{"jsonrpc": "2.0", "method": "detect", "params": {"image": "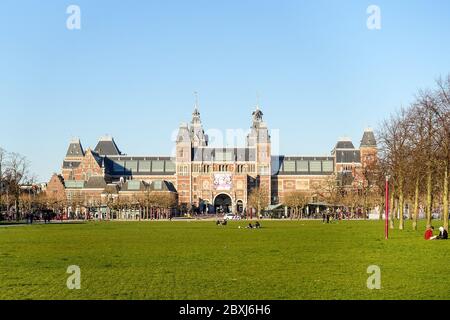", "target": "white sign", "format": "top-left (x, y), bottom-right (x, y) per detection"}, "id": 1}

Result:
top-left (213, 174), bottom-right (232, 191)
